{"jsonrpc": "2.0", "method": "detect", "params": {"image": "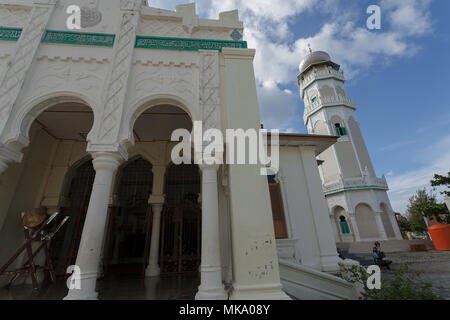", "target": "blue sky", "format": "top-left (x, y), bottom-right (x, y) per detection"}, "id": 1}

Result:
top-left (147, 0), bottom-right (450, 213)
